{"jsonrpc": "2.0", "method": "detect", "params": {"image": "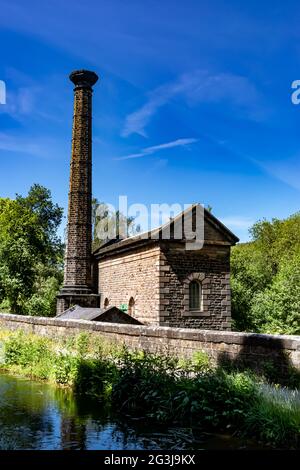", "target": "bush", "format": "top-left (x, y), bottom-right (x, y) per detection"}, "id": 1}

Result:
top-left (74, 359), bottom-right (118, 400)
top-left (251, 256), bottom-right (300, 335)
top-left (23, 276), bottom-right (61, 317)
top-left (112, 351), bottom-right (258, 429)
top-left (4, 331), bottom-right (50, 368)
